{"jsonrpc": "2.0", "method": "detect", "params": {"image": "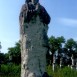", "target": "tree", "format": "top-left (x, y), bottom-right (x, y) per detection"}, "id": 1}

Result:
top-left (56, 36), bottom-right (65, 64)
top-left (64, 38), bottom-right (77, 57)
top-left (4, 53), bottom-right (9, 64)
top-left (48, 36), bottom-right (65, 64)
top-left (56, 36), bottom-right (65, 49)
top-left (8, 41), bottom-right (21, 64)
top-left (0, 53), bottom-right (5, 71)
top-left (0, 53), bottom-right (5, 64)
top-left (49, 36), bottom-right (65, 53)
top-left (64, 38), bottom-right (77, 65)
